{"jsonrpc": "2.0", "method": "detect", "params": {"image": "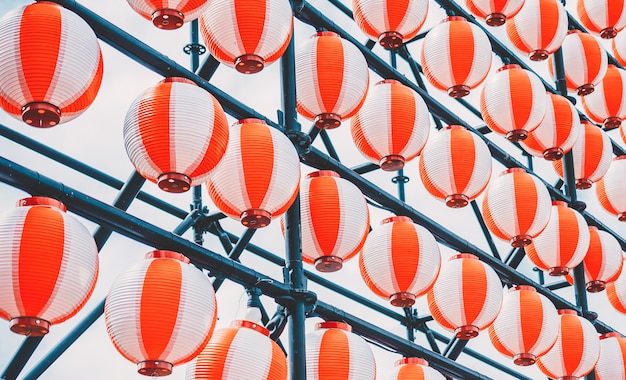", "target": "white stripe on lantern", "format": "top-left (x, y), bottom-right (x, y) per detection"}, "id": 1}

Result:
top-left (221, 327), bottom-right (274, 379)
